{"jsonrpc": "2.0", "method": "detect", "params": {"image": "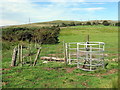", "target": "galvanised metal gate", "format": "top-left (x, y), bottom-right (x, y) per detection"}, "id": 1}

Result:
top-left (65, 42), bottom-right (105, 71)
